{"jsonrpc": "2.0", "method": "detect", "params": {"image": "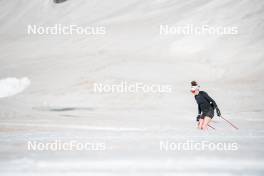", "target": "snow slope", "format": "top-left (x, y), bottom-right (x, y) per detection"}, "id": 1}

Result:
top-left (0, 0), bottom-right (264, 175)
